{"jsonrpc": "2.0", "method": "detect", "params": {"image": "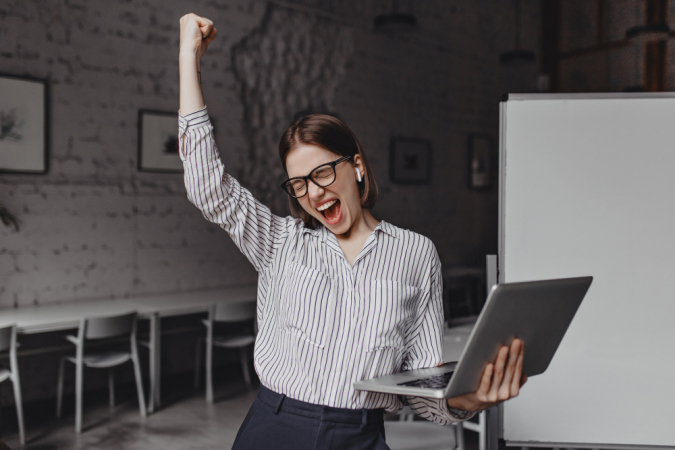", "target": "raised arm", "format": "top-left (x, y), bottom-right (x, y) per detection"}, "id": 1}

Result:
top-left (178, 14), bottom-right (293, 273)
top-left (179, 13), bottom-right (214, 117)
